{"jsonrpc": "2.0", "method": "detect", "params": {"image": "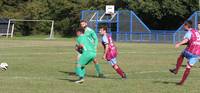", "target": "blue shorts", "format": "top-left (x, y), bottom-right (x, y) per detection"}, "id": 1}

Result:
top-left (108, 58), bottom-right (117, 66)
top-left (182, 50), bottom-right (200, 65)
